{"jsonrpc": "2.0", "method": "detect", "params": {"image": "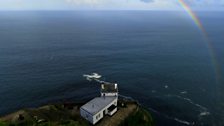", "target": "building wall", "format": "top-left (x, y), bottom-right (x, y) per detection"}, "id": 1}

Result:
top-left (92, 98), bottom-right (118, 124)
top-left (81, 98), bottom-right (118, 125)
top-left (108, 107), bottom-right (117, 116)
top-left (80, 108), bottom-right (94, 124)
top-left (101, 93), bottom-right (118, 97)
top-left (80, 98), bottom-right (117, 125)
top-left (92, 111), bottom-right (103, 125)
